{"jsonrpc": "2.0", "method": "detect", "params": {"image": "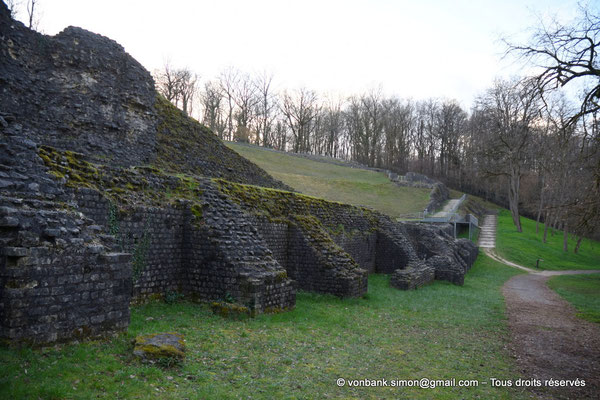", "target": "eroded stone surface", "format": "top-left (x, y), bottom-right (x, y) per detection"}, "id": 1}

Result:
top-left (402, 223), bottom-right (479, 285)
